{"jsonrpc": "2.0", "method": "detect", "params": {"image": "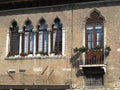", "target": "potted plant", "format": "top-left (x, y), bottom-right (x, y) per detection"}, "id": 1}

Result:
top-left (74, 47), bottom-right (79, 53)
top-left (74, 46), bottom-right (88, 53)
top-left (105, 46), bottom-right (111, 52)
top-left (105, 46), bottom-right (111, 56)
top-left (79, 46), bottom-right (88, 53)
top-left (94, 45), bottom-right (103, 51)
top-left (20, 52), bottom-right (27, 57)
